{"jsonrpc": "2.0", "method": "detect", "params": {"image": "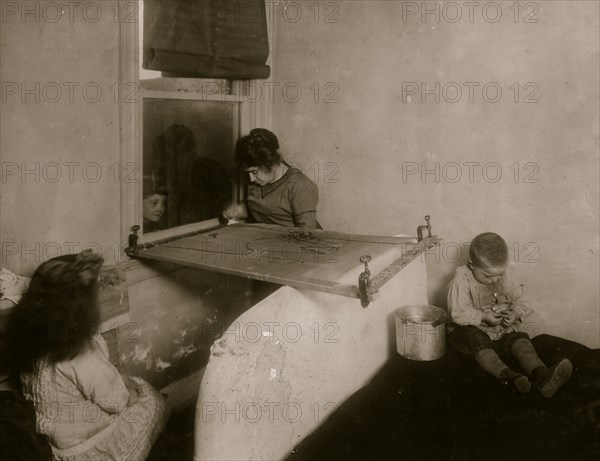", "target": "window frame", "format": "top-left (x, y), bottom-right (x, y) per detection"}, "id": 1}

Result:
top-left (118, 6), bottom-right (272, 259)
top-left (137, 85), bottom-right (246, 242)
